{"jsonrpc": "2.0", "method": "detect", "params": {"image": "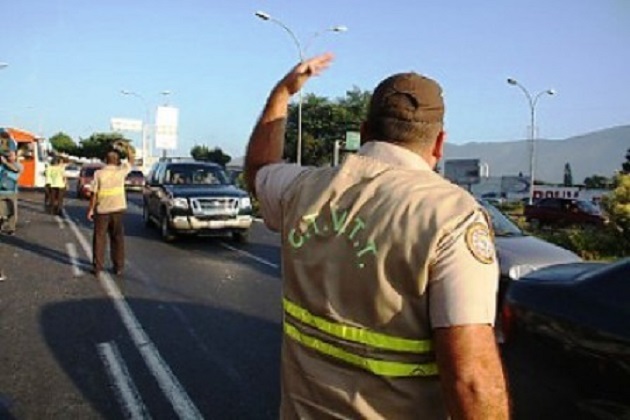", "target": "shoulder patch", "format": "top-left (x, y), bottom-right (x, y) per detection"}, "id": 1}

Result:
top-left (465, 222), bottom-right (495, 264)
